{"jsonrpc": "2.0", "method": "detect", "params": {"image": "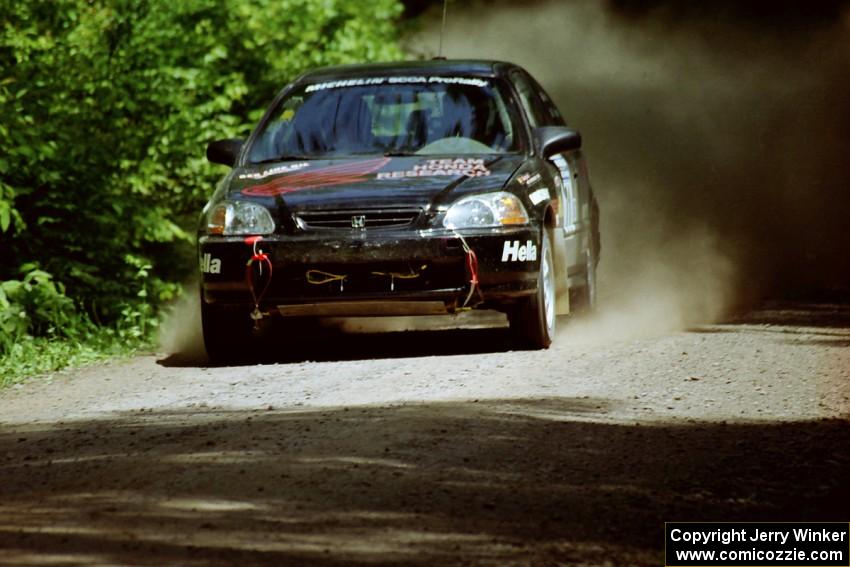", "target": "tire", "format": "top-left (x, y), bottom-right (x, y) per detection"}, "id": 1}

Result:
top-left (569, 237), bottom-right (598, 314)
top-left (201, 300), bottom-right (256, 364)
top-left (509, 229), bottom-right (556, 349)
